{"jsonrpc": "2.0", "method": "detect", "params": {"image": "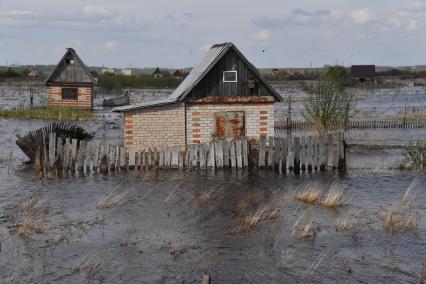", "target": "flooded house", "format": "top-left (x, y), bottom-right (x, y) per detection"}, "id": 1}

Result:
top-left (45, 48), bottom-right (97, 109)
top-left (351, 65), bottom-right (376, 83)
top-left (113, 42), bottom-right (282, 149)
